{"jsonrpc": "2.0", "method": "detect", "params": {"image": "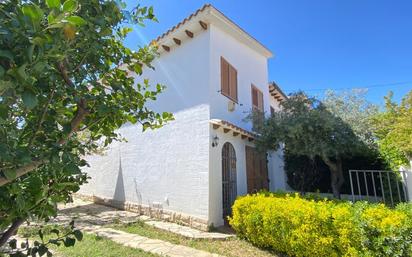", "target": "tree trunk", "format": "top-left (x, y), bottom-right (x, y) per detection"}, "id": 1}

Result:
top-left (323, 156), bottom-right (345, 199)
top-left (0, 218), bottom-right (24, 248)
